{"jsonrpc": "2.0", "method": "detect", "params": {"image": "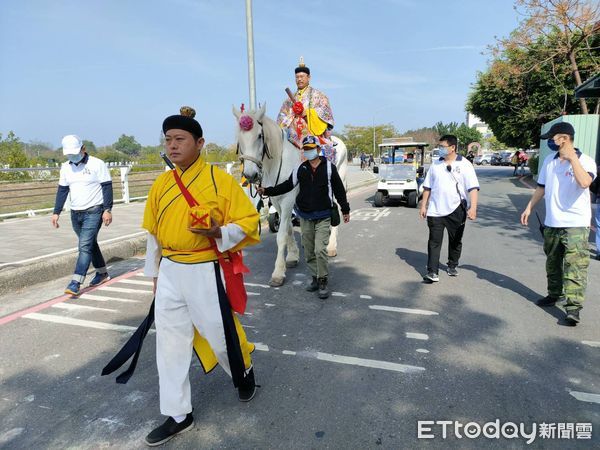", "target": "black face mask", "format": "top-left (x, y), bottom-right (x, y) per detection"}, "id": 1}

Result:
top-left (547, 139), bottom-right (560, 151)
